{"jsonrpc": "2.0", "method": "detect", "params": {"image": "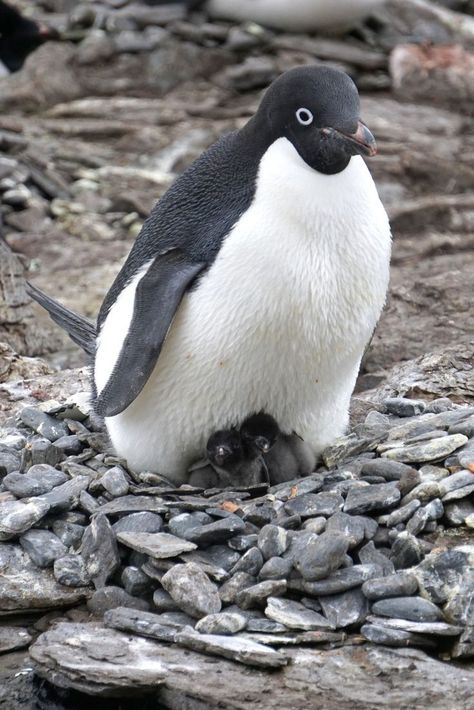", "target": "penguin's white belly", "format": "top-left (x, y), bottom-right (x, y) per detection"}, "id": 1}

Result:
top-left (207, 0), bottom-right (386, 33)
top-left (96, 140), bottom-right (391, 482)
